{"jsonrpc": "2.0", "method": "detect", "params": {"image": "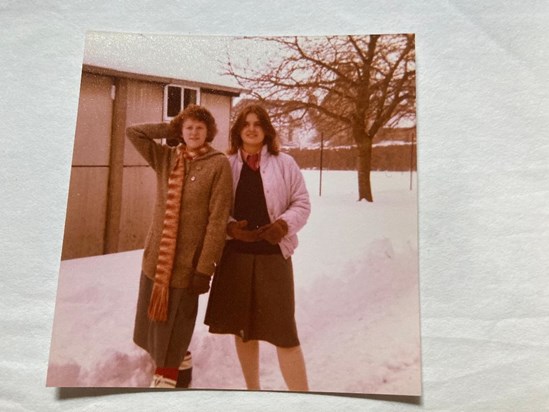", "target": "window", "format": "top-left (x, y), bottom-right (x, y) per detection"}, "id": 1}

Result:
top-left (163, 85), bottom-right (200, 120)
